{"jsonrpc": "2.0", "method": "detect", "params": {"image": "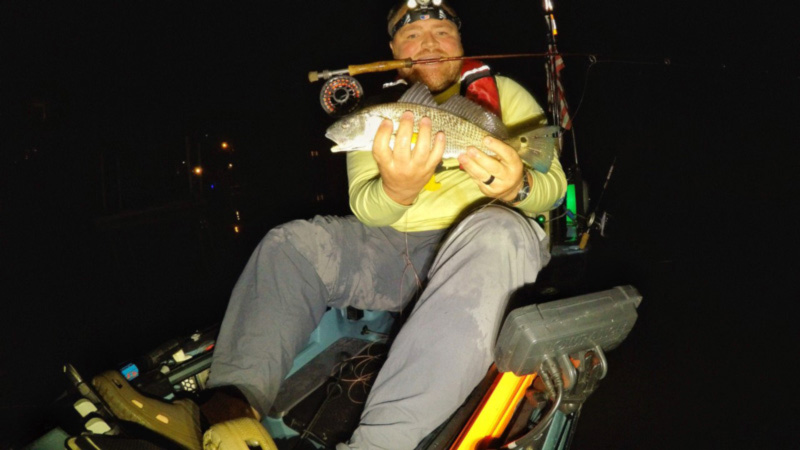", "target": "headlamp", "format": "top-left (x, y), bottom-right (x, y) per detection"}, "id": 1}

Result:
top-left (388, 0), bottom-right (461, 38)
